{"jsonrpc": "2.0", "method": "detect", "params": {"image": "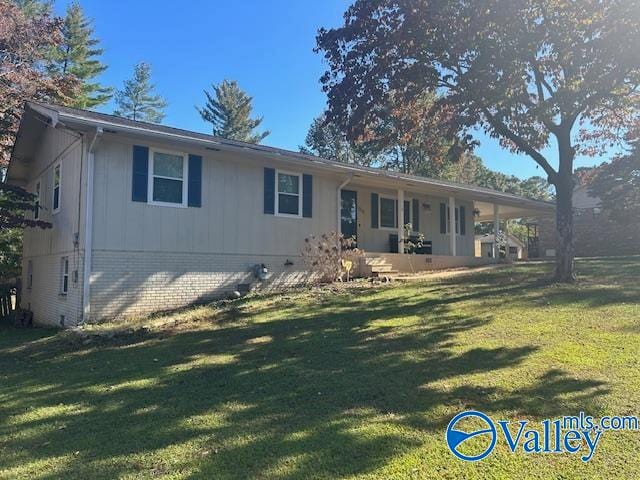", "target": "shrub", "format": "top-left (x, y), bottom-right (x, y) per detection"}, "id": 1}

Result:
top-left (301, 232), bottom-right (365, 283)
